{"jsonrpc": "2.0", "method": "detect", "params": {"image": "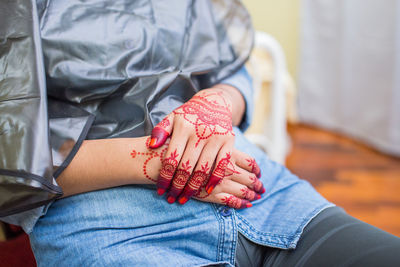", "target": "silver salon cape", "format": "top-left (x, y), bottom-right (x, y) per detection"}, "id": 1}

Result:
top-left (0, 0), bottom-right (252, 218)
